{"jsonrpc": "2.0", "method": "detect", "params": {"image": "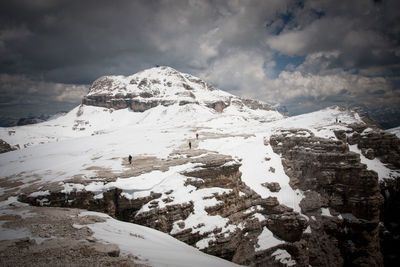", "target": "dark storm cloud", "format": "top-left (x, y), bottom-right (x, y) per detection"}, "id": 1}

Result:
top-left (0, 73), bottom-right (87, 105)
top-left (0, 0), bottom-right (166, 83)
top-left (0, 73), bottom-right (87, 119)
top-left (0, 0), bottom-right (296, 82)
top-left (1, 0), bottom-right (399, 79)
top-left (267, 0), bottom-right (400, 75)
top-left (0, 0), bottom-right (399, 126)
